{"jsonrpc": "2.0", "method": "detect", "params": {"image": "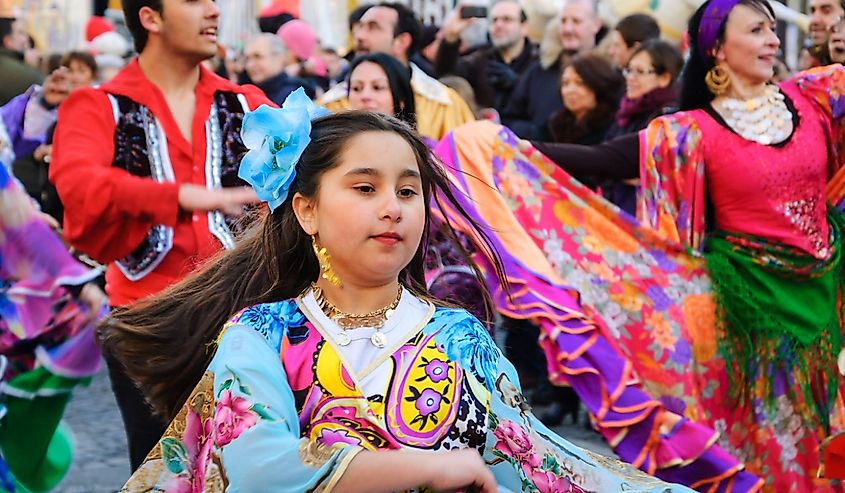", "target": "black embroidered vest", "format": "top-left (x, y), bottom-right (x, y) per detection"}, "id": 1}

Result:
top-left (108, 91), bottom-right (249, 281)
